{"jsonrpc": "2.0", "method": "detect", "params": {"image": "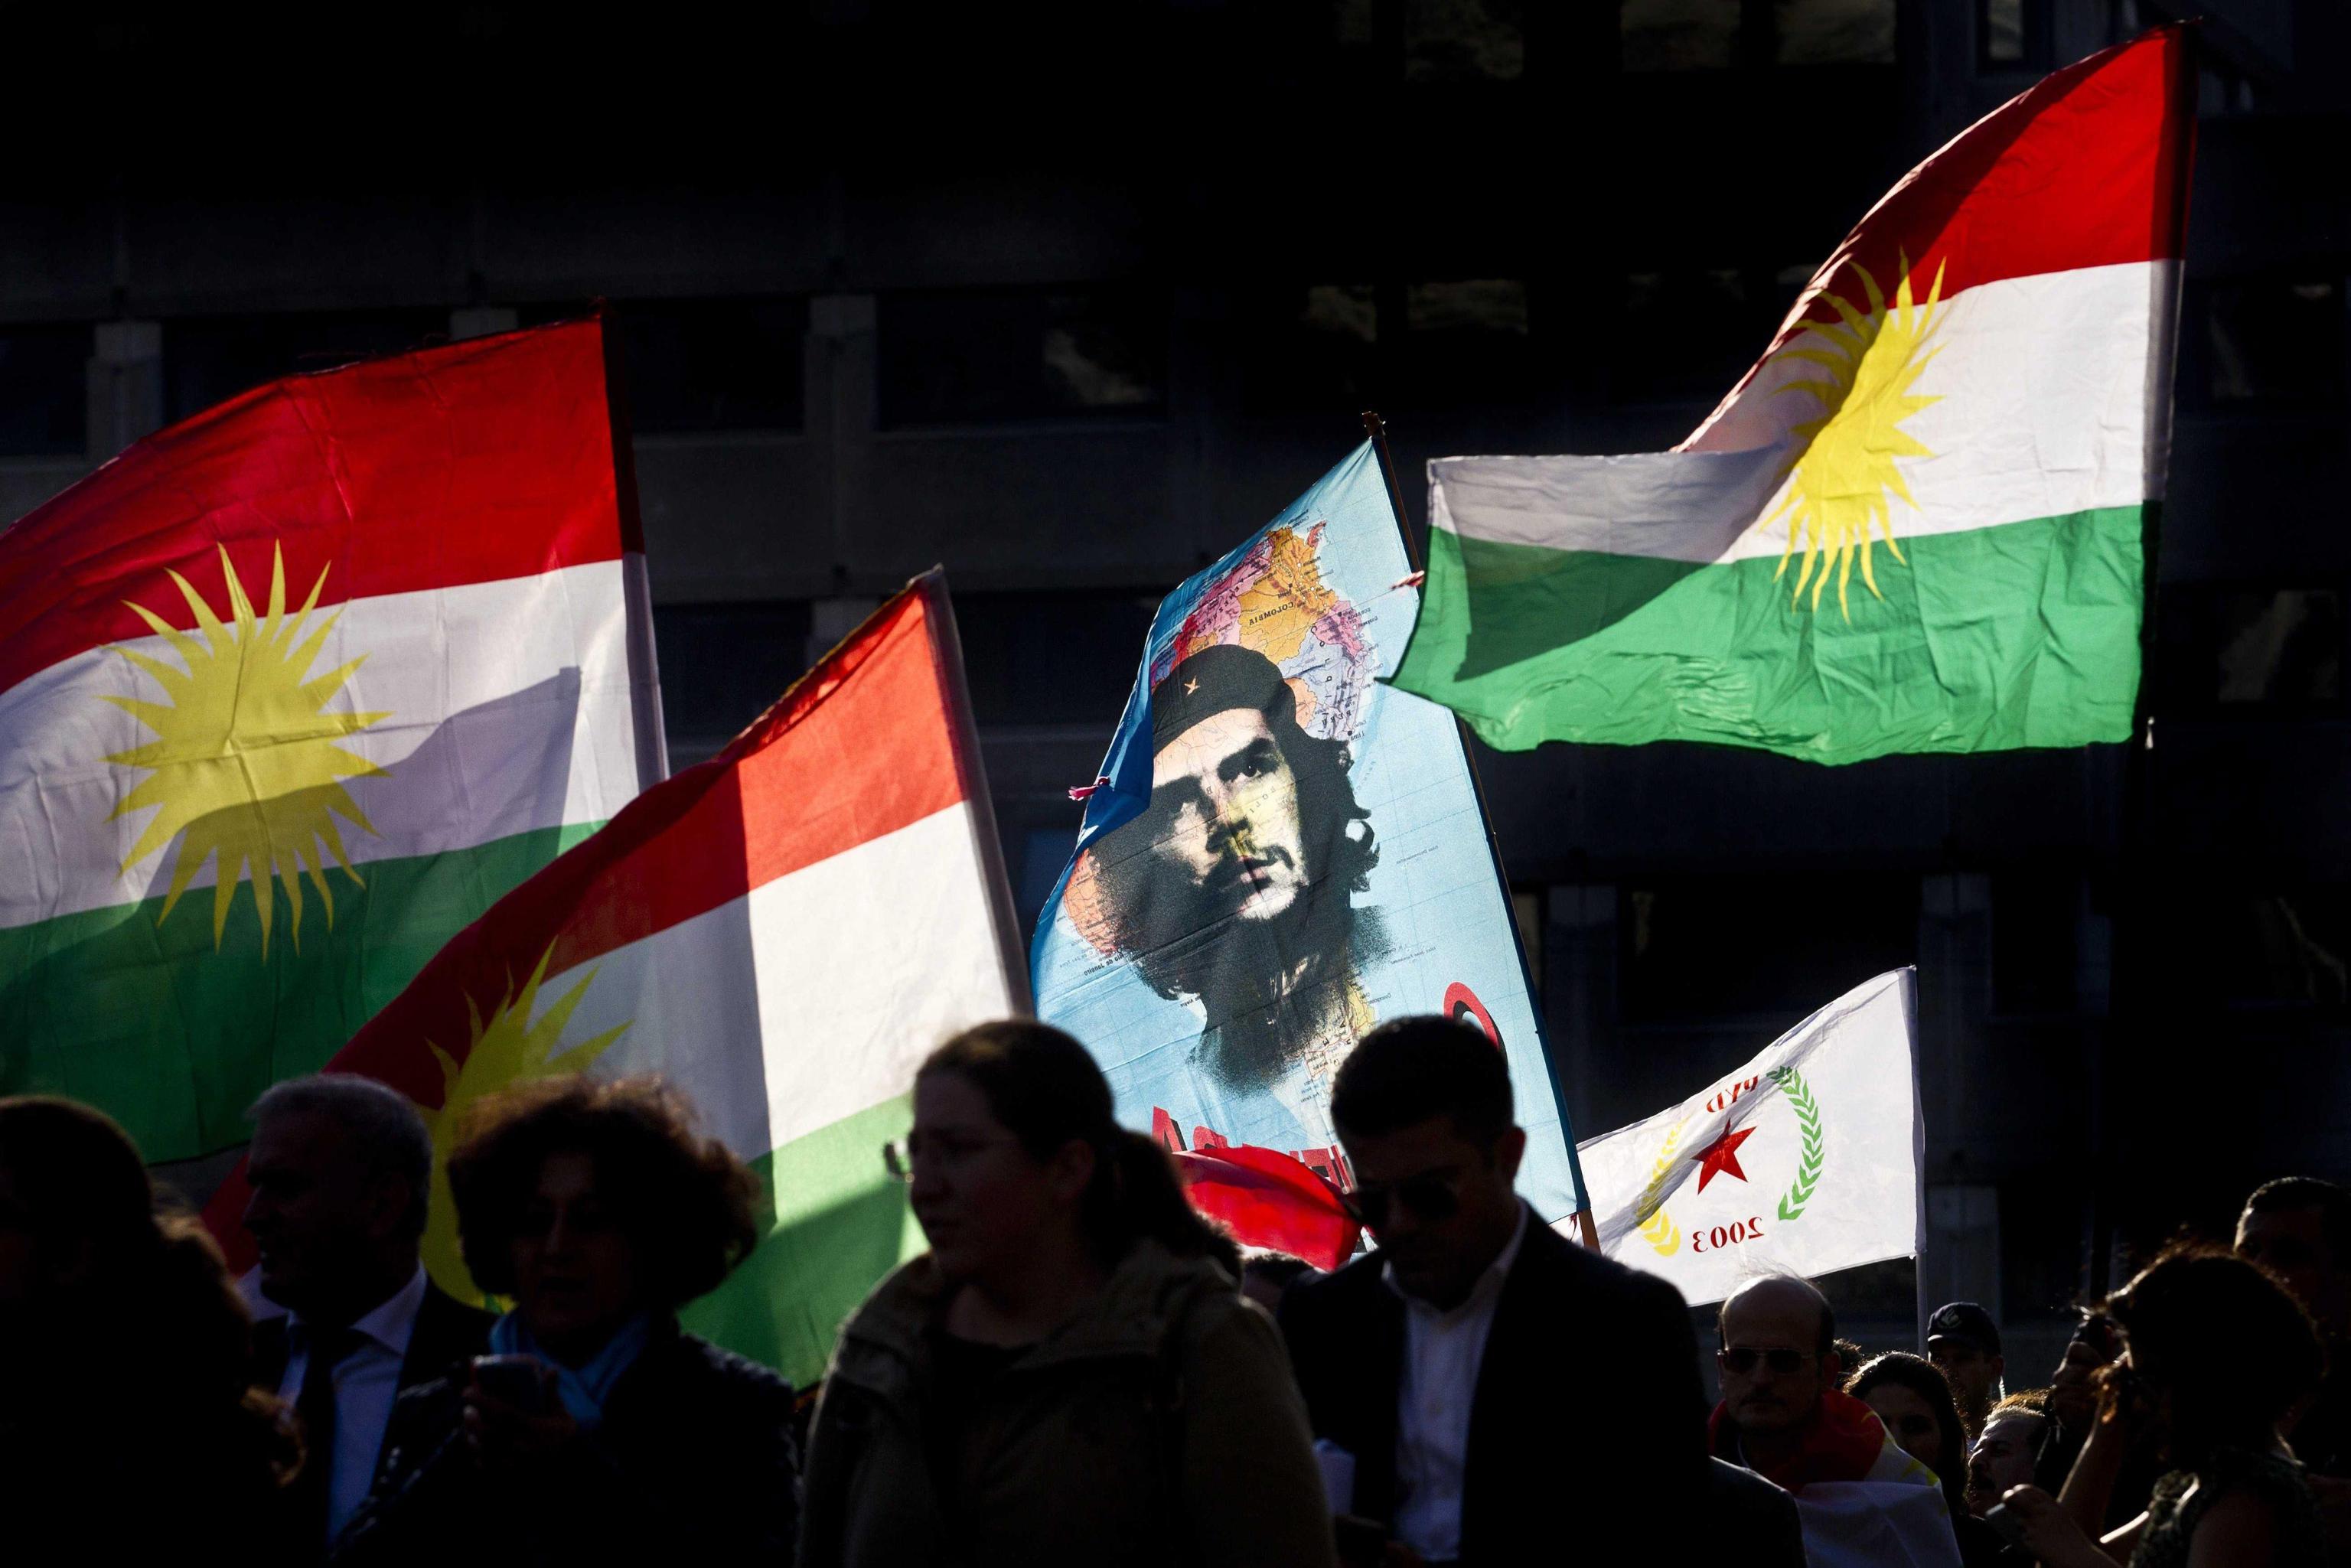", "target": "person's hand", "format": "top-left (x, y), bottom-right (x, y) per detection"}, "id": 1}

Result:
top-left (2094, 1361), bottom-right (2155, 1426)
top-left (461, 1361), bottom-right (579, 1472)
top-left (2050, 1336), bottom-right (2110, 1429)
top-left (1997, 1484), bottom-right (2112, 1568)
top-left (2306, 1473), bottom-right (2351, 1547)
